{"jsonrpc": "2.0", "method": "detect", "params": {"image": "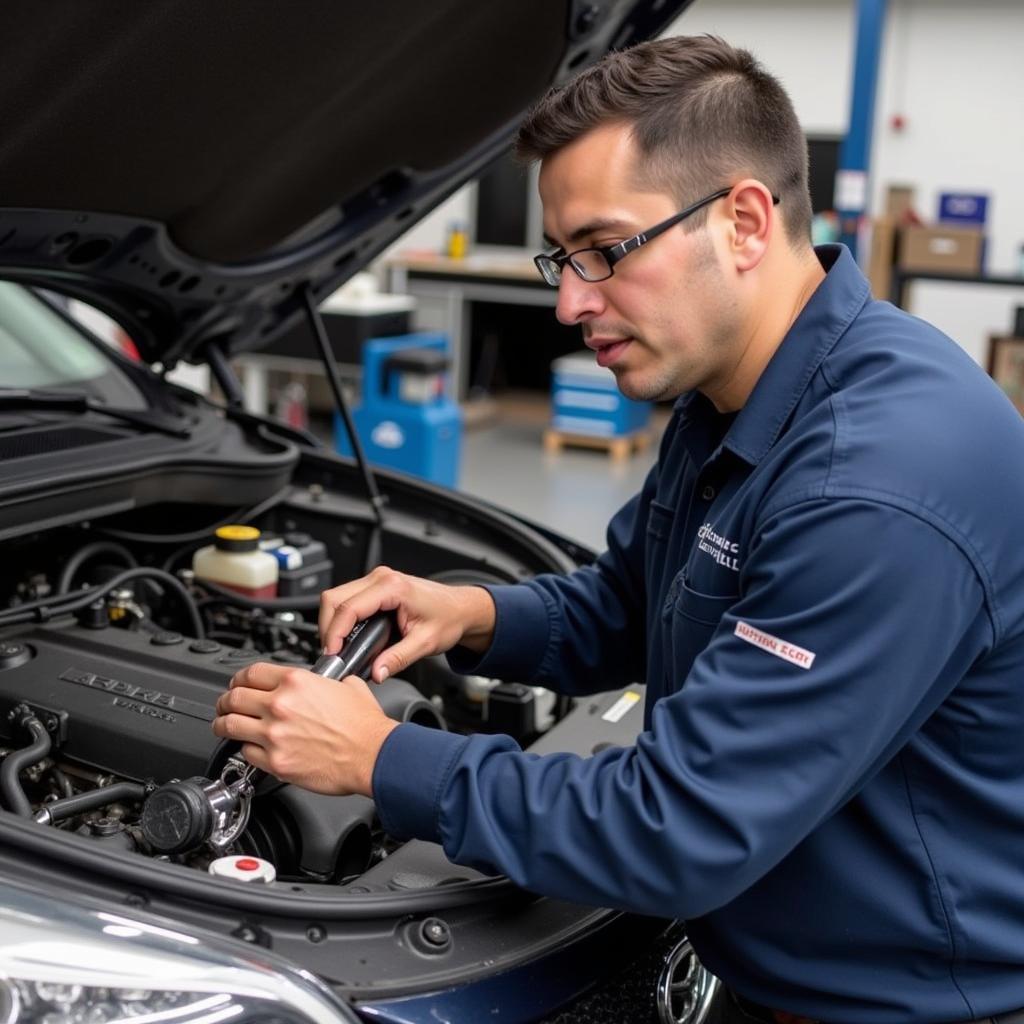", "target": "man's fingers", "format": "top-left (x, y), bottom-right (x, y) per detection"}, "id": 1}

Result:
top-left (215, 685), bottom-right (270, 719)
top-left (322, 591), bottom-right (401, 655)
top-left (211, 712), bottom-right (263, 744)
top-left (320, 602), bottom-right (362, 654)
top-left (319, 568), bottom-right (407, 654)
top-left (318, 580), bottom-right (374, 649)
top-left (239, 742), bottom-right (271, 774)
top-left (371, 632), bottom-right (433, 682)
top-left (227, 662), bottom-right (284, 692)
